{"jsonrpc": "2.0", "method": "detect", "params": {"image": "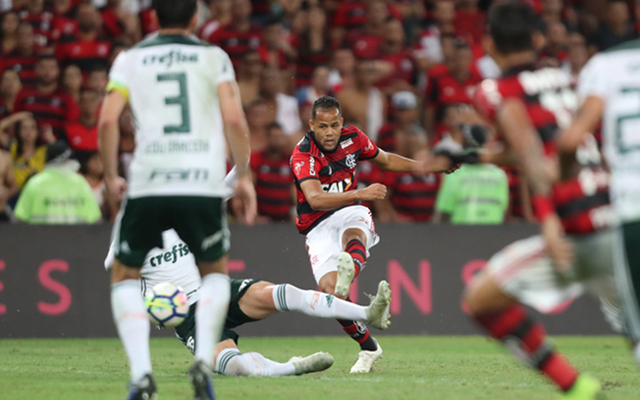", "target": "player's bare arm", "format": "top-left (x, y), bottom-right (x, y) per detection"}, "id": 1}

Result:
top-left (300, 178), bottom-right (386, 211)
top-left (98, 90), bottom-right (128, 205)
top-left (219, 80), bottom-right (257, 225)
top-left (557, 96), bottom-right (604, 153)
